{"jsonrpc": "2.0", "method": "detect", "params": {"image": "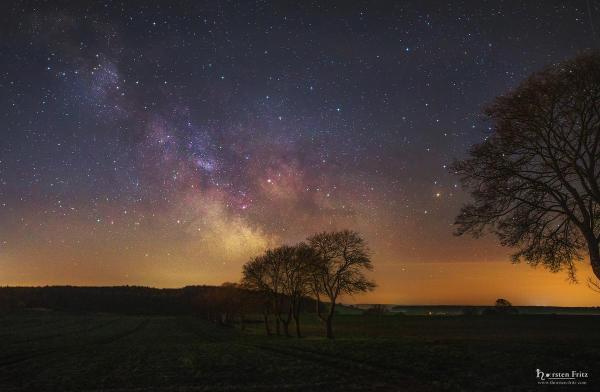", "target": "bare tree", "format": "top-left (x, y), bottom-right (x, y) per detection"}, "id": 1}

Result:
top-left (281, 243), bottom-right (316, 337)
top-left (268, 246), bottom-right (295, 337)
top-left (453, 52), bottom-right (600, 282)
top-left (241, 255), bottom-right (273, 335)
top-left (308, 230), bottom-right (376, 339)
top-left (241, 247), bottom-right (293, 336)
